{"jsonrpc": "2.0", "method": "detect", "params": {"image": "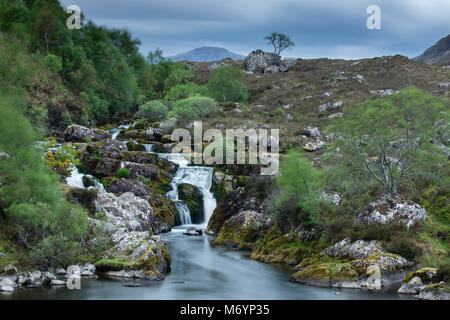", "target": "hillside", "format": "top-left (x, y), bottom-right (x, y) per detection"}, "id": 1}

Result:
top-left (414, 34), bottom-right (450, 65)
top-left (169, 46), bottom-right (245, 62)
